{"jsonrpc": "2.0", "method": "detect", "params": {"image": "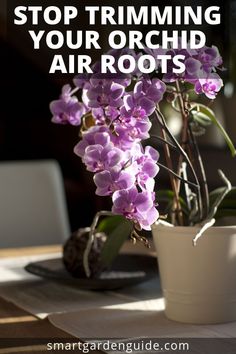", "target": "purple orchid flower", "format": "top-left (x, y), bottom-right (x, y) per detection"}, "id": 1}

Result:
top-left (50, 85), bottom-right (85, 126)
top-left (92, 106), bottom-right (120, 125)
top-left (83, 144), bottom-right (124, 172)
top-left (73, 74), bottom-right (91, 89)
top-left (197, 46), bottom-right (223, 73)
top-left (94, 167), bottom-right (135, 196)
top-left (163, 42), bottom-right (224, 88)
top-left (74, 126), bottom-right (111, 157)
top-left (121, 78), bottom-right (166, 118)
top-left (83, 80), bottom-right (125, 108)
top-left (114, 117), bottom-right (152, 147)
top-left (134, 146), bottom-right (160, 191)
top-left (112, 187), bottom-right (159, 230)
top-left (194, 73), bottom-right (223, 99)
